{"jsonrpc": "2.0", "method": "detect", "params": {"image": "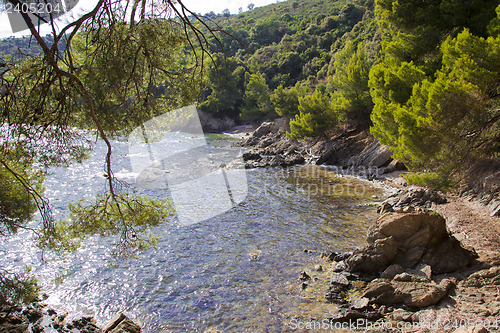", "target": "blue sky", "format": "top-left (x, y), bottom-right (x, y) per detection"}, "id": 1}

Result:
top-left (0, 0), bottom-right (279, 38)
